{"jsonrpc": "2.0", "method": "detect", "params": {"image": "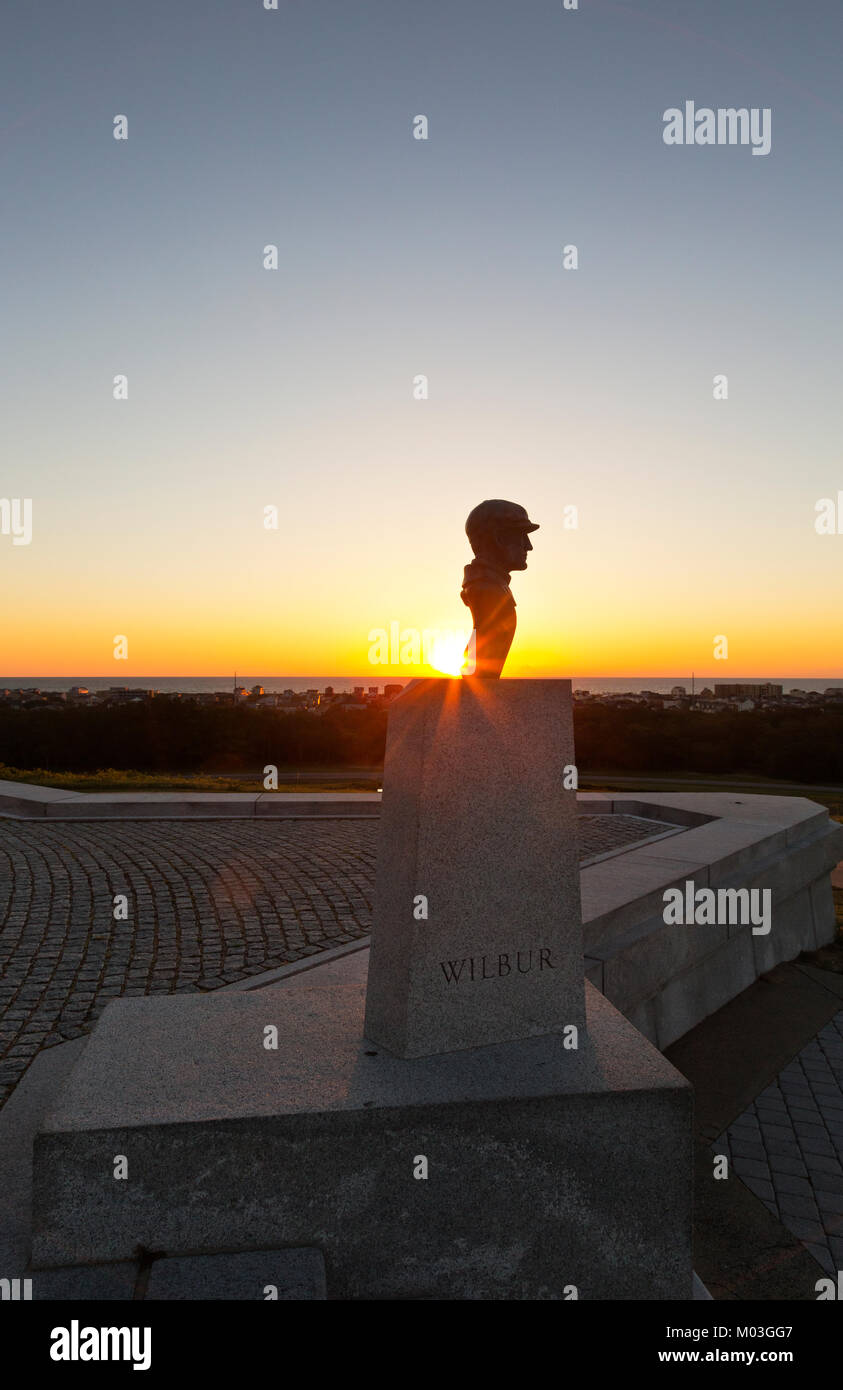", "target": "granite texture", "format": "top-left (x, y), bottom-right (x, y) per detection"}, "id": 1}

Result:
top-left (20, 1249), bottom-right (325, 1300)
top-left (364, 678), bottom-right (584, 1057)
top-left (0, 779), bottom-right (77, 817)
top-left (32, 980), bottom-right (693, 1300)
top-left (145, 1248), bottom-right (326, 1301)
top-left (29, 1261), bottom-right (137, 1300)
